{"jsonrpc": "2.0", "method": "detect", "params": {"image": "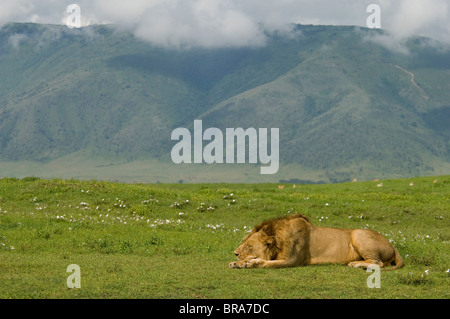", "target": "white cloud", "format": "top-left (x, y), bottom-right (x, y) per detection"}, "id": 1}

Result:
top-left (379, 0), bottom-right (450, 42)
top-left (0, 0), bottom-right (449, 48)
top-left (131, 0), bottom-right (267, 49)
top-left (0, 0), bottom-right (34, 25)
top-left (363, 33), bottom-right (411, 55)
top-left (360, 0), bottom-right (450, 53)
top-left (8, 33), bottom-right (28, 49)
